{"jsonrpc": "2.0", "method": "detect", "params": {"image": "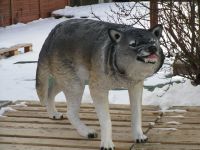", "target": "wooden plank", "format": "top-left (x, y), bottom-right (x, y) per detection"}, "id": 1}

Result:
top-left (0, 127), bottom-right (90, 140)
top-left (0, 116), bottom-right (151, 127)
top-left (154, 123), bottom-right (200, 130)
top-left (134, 143), bottom-right (200, 150)
top-left (9, 43), bottom-right (32, 51)
top-left (0, 122), bottom-right (135, 133)
top-left (0, 136), bottom-right (100, 149)
top-left (0, 136), bottom-right (132, 150)
top-left (10, 105), bottom-right (162, 116)
top-left (0, 122), bottom-right (132, 132)
top-left (8, 49), bottom-right (19, 56)
top-left (3, 111), bottom-right (157, 122)
top-left (159, 116), bottom-right (200, 124)
top-left (147, 128), bottom-right (200, 144)
top-left (159, 111), bottom-right (200, 118)
top-left (15, 100), bottom-right (160, 111)
top-left (171, 106), bottom-right (200, 112)
top-left (0, 48), bottom-right (9, 54)
top-left (2, 138), bottom-right (200, 150)
top-left (24, 45), bottom-right (32, 52)
top-left (0, 144), bottom-right (97, 150)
